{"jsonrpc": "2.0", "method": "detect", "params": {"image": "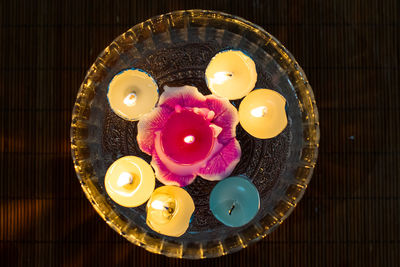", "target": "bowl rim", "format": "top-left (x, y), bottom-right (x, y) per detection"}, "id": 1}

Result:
top-left (71, 9), bottom-right (320, 259)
